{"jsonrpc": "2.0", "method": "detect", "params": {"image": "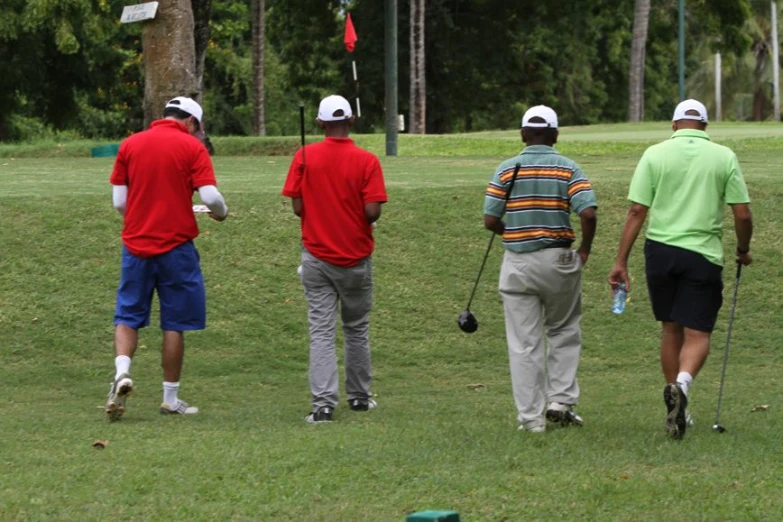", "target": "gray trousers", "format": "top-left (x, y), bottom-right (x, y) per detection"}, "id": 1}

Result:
top-left (301, 249), bottom-right (373, 410)
top-left (499, 248), bottom-right (583, 430)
